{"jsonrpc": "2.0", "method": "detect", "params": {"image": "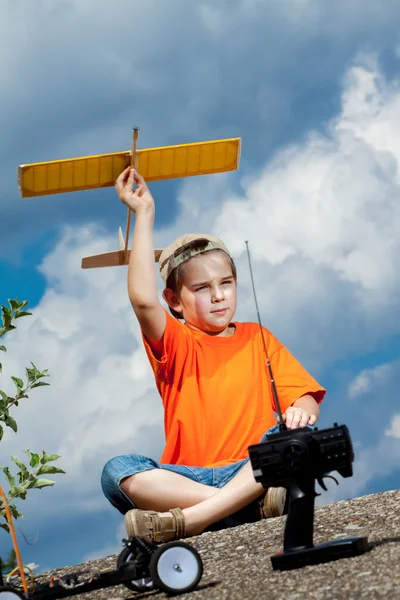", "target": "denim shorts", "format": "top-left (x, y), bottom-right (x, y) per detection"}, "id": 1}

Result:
top-left (101, 425), bottom-right (282, 530)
